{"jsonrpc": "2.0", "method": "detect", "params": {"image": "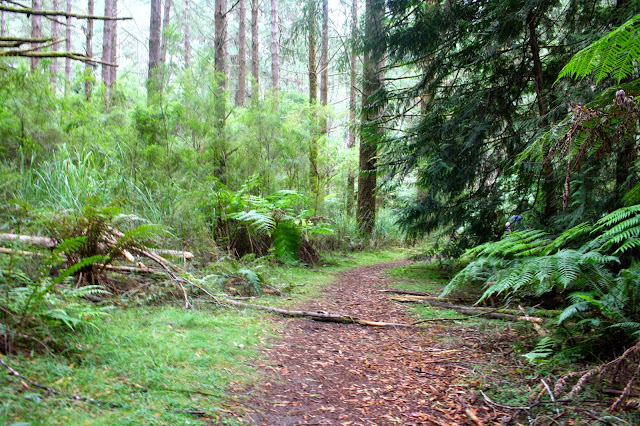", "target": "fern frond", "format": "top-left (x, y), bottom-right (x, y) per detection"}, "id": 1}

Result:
top-left (230, 210), bottom-right (276, 235)
top-left (557, 14), bottom-right (640, 83)
top-left (273, 221), bottom-right (302, 264)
